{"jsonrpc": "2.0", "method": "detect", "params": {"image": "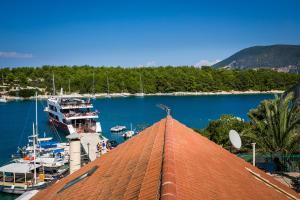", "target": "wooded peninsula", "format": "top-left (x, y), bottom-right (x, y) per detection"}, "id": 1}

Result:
top-left (0, 66), bottom-right (299, 95)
